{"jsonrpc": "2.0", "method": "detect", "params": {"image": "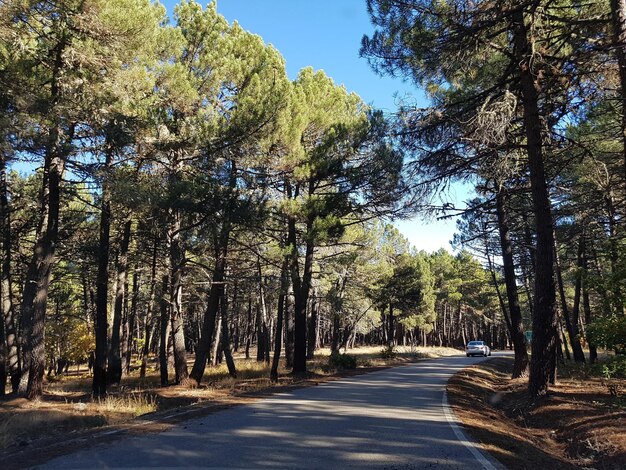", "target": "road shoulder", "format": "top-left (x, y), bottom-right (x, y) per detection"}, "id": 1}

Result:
top-left (446, 356), bottom-right (626, 470)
